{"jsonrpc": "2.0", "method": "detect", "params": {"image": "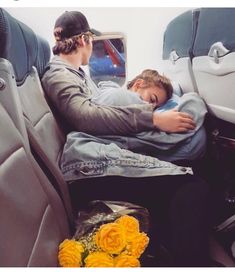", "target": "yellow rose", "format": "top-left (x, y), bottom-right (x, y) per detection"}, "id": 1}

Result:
top-left (116, 215), bottom-right (140, 241)
top-left (95, 222), bottom-right (126, 254)
top-left (126, 232), bottom-right (149, 258)
top-left (58, 239), bottom-right (84, 267)
top-left (85, 252), bottom-right (114, 267)
top-left (114, 254), bottom-right (140, 267)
